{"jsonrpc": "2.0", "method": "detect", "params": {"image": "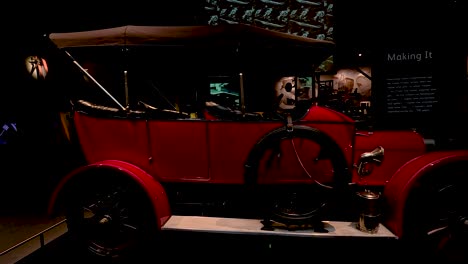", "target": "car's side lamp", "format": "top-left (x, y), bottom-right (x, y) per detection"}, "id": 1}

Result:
top-left (355, 146), bottom-right (384, 177)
